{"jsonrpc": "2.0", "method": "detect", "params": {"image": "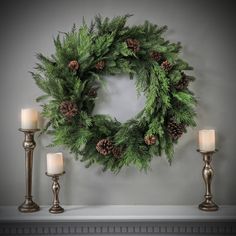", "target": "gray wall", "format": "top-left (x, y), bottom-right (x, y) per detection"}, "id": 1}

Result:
top-left (0, 0), bottom-right (235, 205)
